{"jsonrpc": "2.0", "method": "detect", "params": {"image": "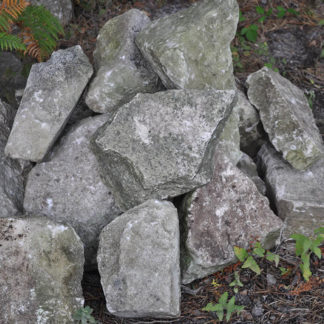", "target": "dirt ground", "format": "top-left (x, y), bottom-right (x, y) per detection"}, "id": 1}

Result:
top-left (57, 1), bottom-right (324, 323)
